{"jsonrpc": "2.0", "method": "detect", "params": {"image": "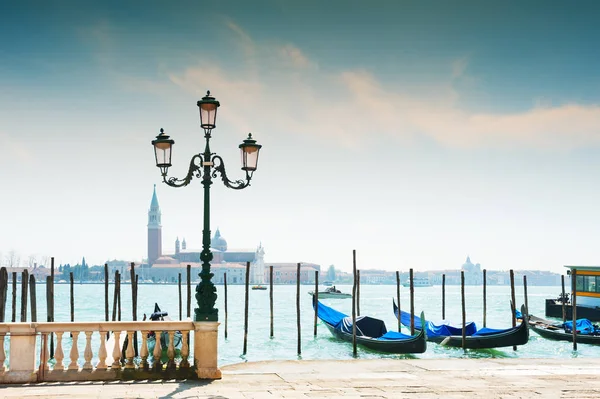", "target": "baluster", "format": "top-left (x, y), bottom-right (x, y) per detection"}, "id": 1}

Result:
top-left (140, 330), bottom-right (149, 370)
top-left (68, 331), bottom-right (80, 370)
top-left (152, 332), bottom-right (162, 372)
top-left (55, 332), bottom-right (65, 370)
top-left (111, 331), bottom-right (122, 369)
top-left (42, 333), bottom-right (50, 370)
top-left (83, 331), bottom-right (93, 369)
top-left (96, 331), bottom-right (108, 370)
top-left (180, 330), bottom-right (190, 368)
top-left (166, 331), bottom-right (176, 370)
top-left (0, 334), bottom-right (5, 372)
top-left (125, 331), bottom-right (135, 369)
